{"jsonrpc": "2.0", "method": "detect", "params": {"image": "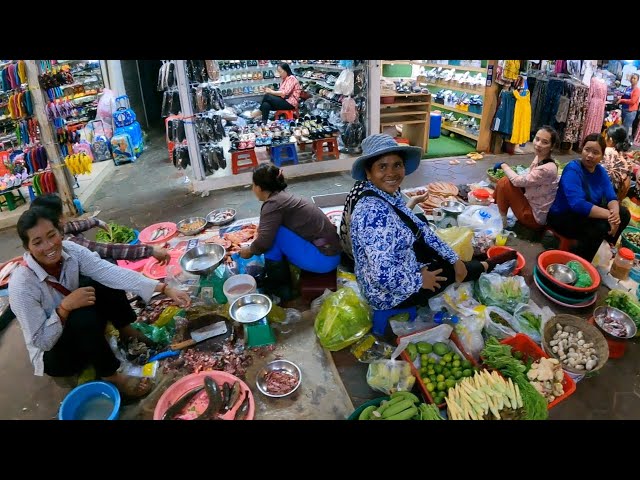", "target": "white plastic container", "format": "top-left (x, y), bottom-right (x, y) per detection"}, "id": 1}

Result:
top-left (223, 274), bottom-right (257, 304)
